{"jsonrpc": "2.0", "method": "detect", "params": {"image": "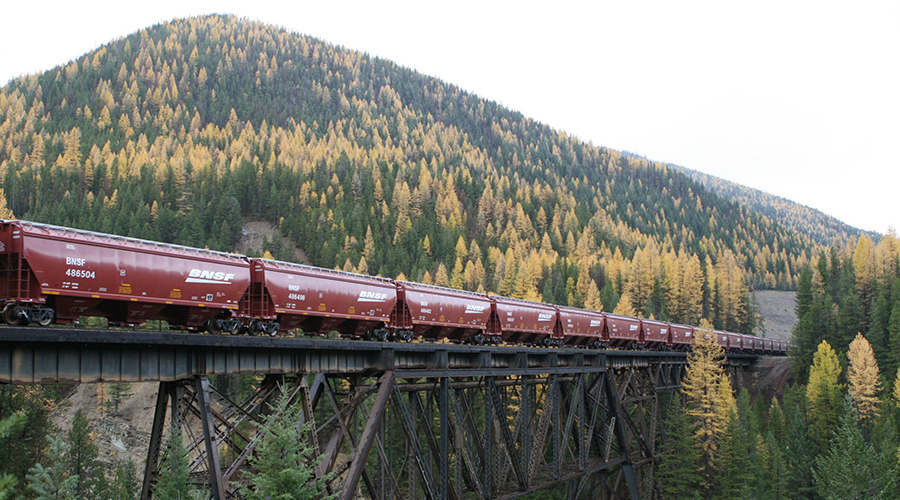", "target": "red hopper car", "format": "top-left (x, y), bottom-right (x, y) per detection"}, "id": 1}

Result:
top-left (0, 220), bottom-right (250, 331)
top-left (249, 259), bottom-right (397, 338)
top-left (557, 306), bottom-right (605, 348)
